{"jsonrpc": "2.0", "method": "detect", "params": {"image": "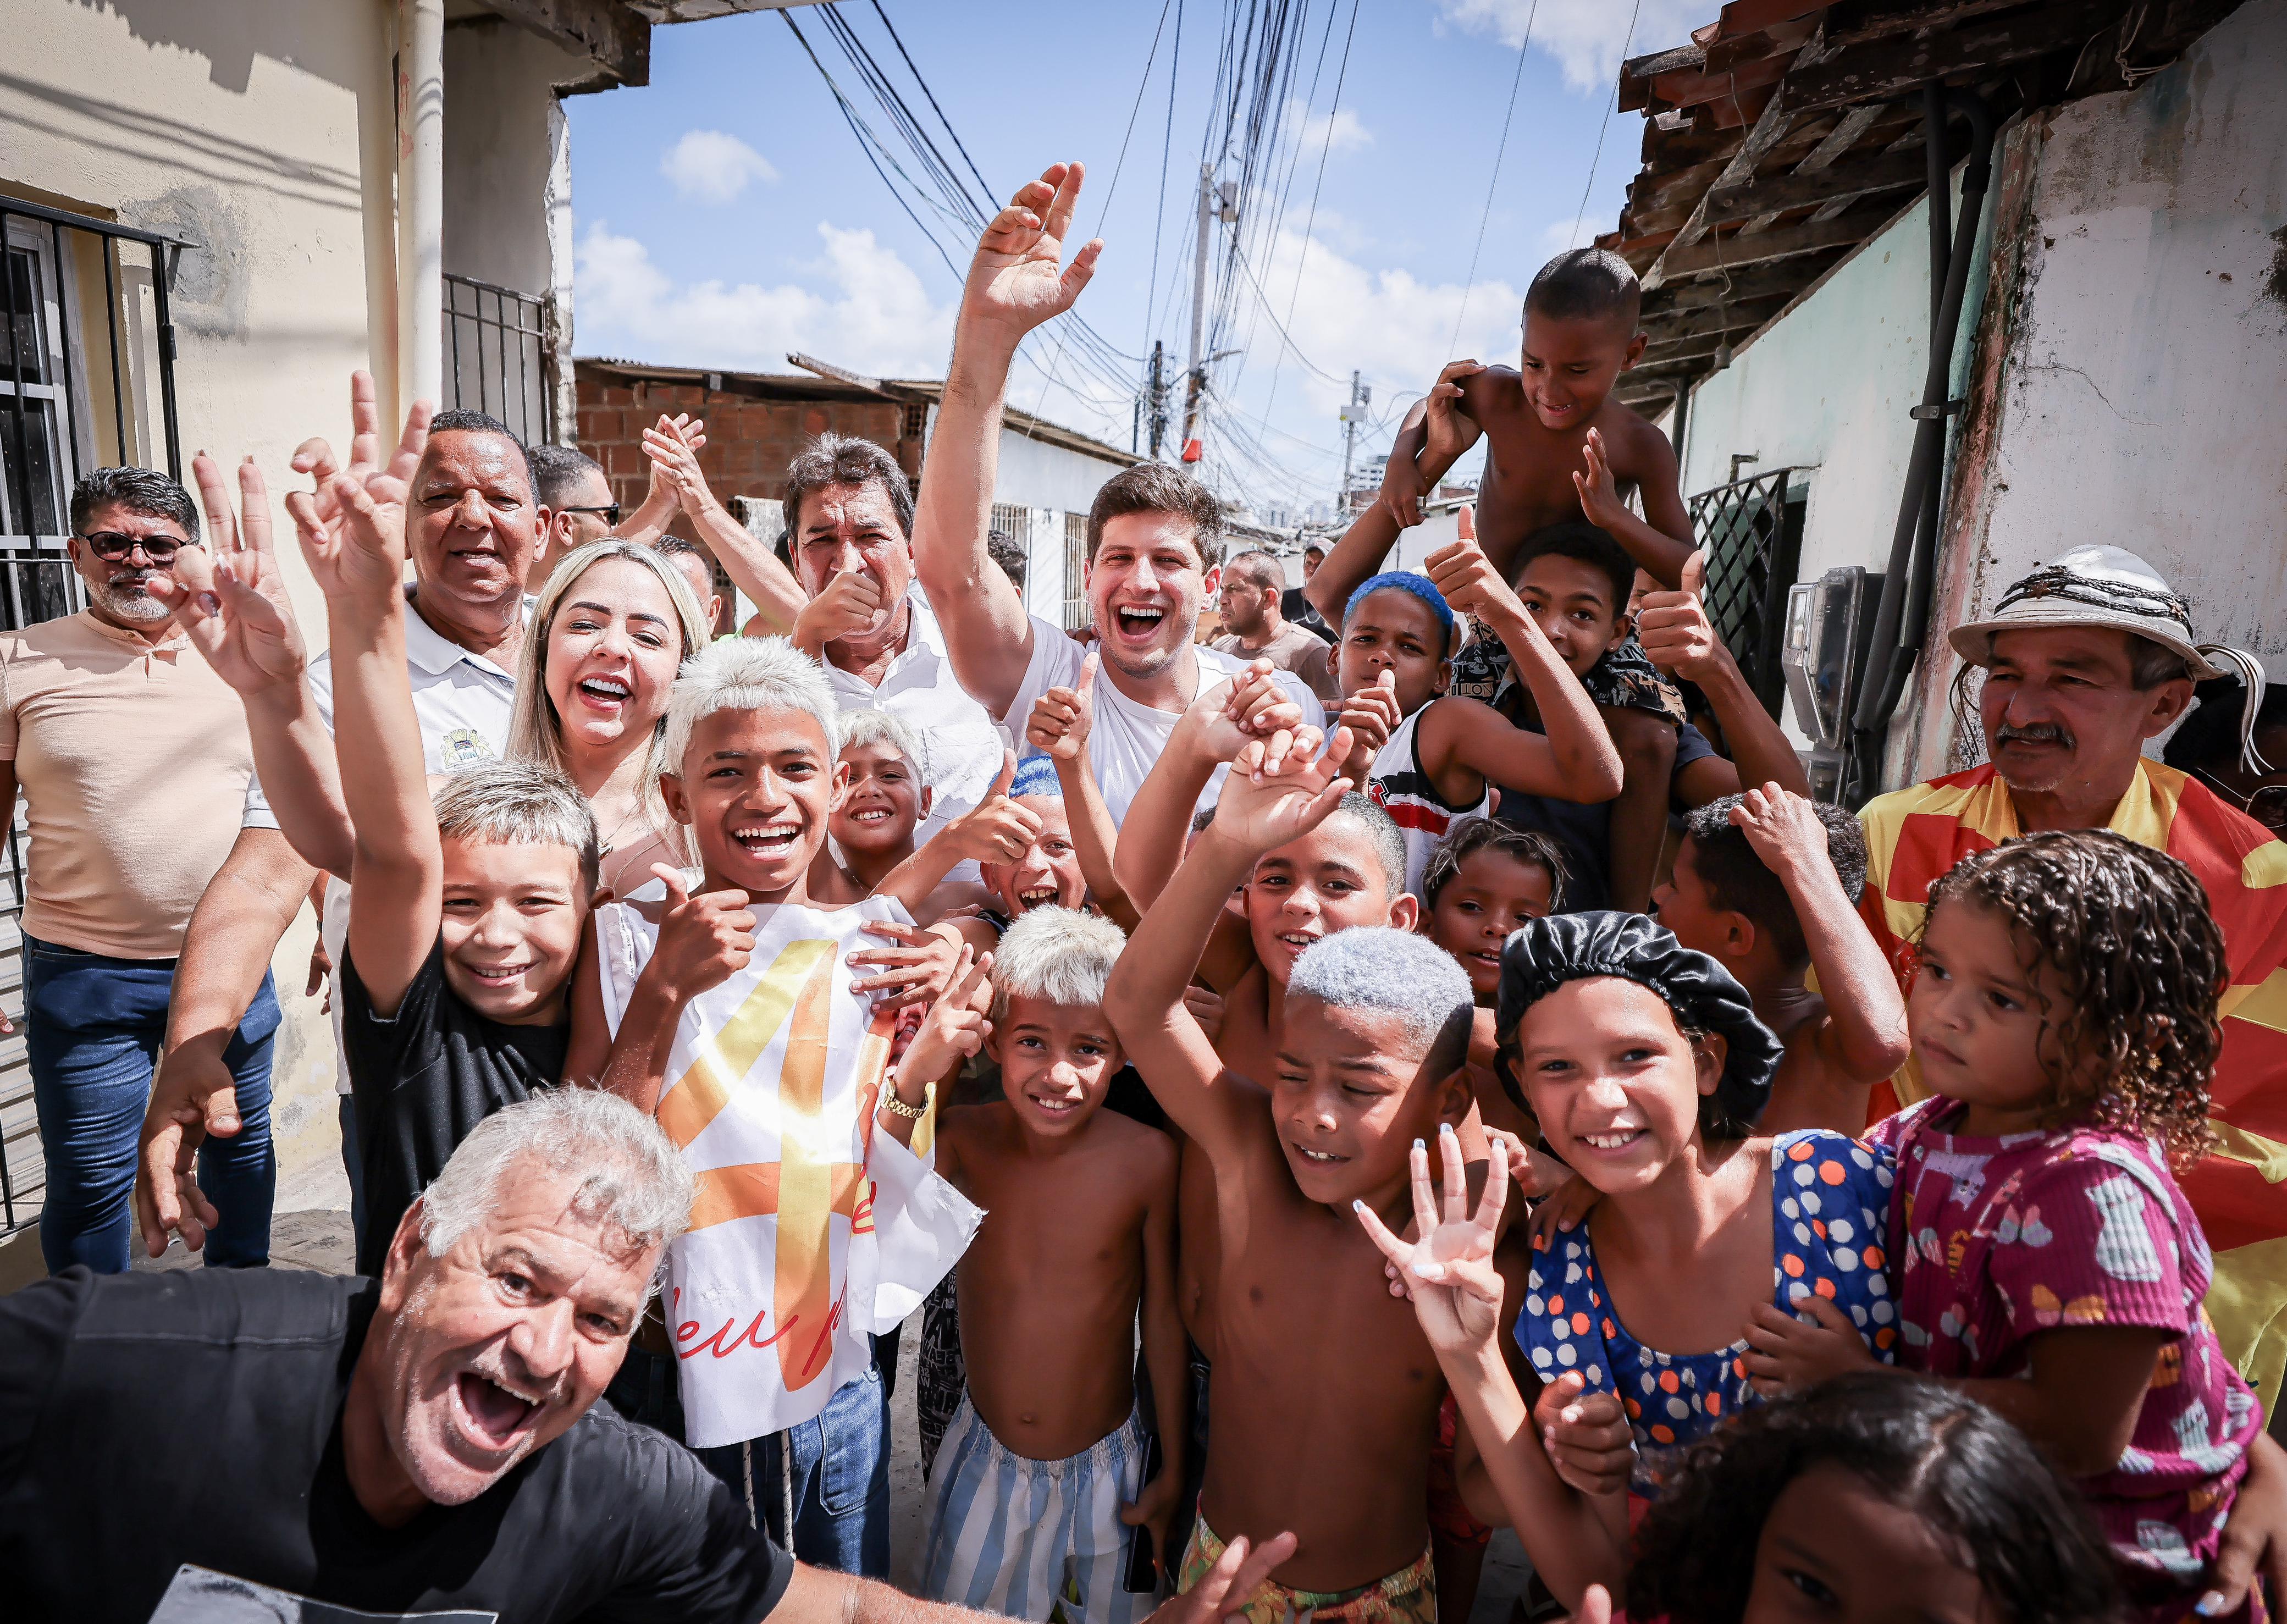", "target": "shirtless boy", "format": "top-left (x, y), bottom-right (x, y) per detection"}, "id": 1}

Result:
top-left (886, 909), bottom-right (1185, 1622)
top-left (1103, 729), bottom-right (1480, 1621)
top-left (1651, 783), bottom-right (1908, 1135)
